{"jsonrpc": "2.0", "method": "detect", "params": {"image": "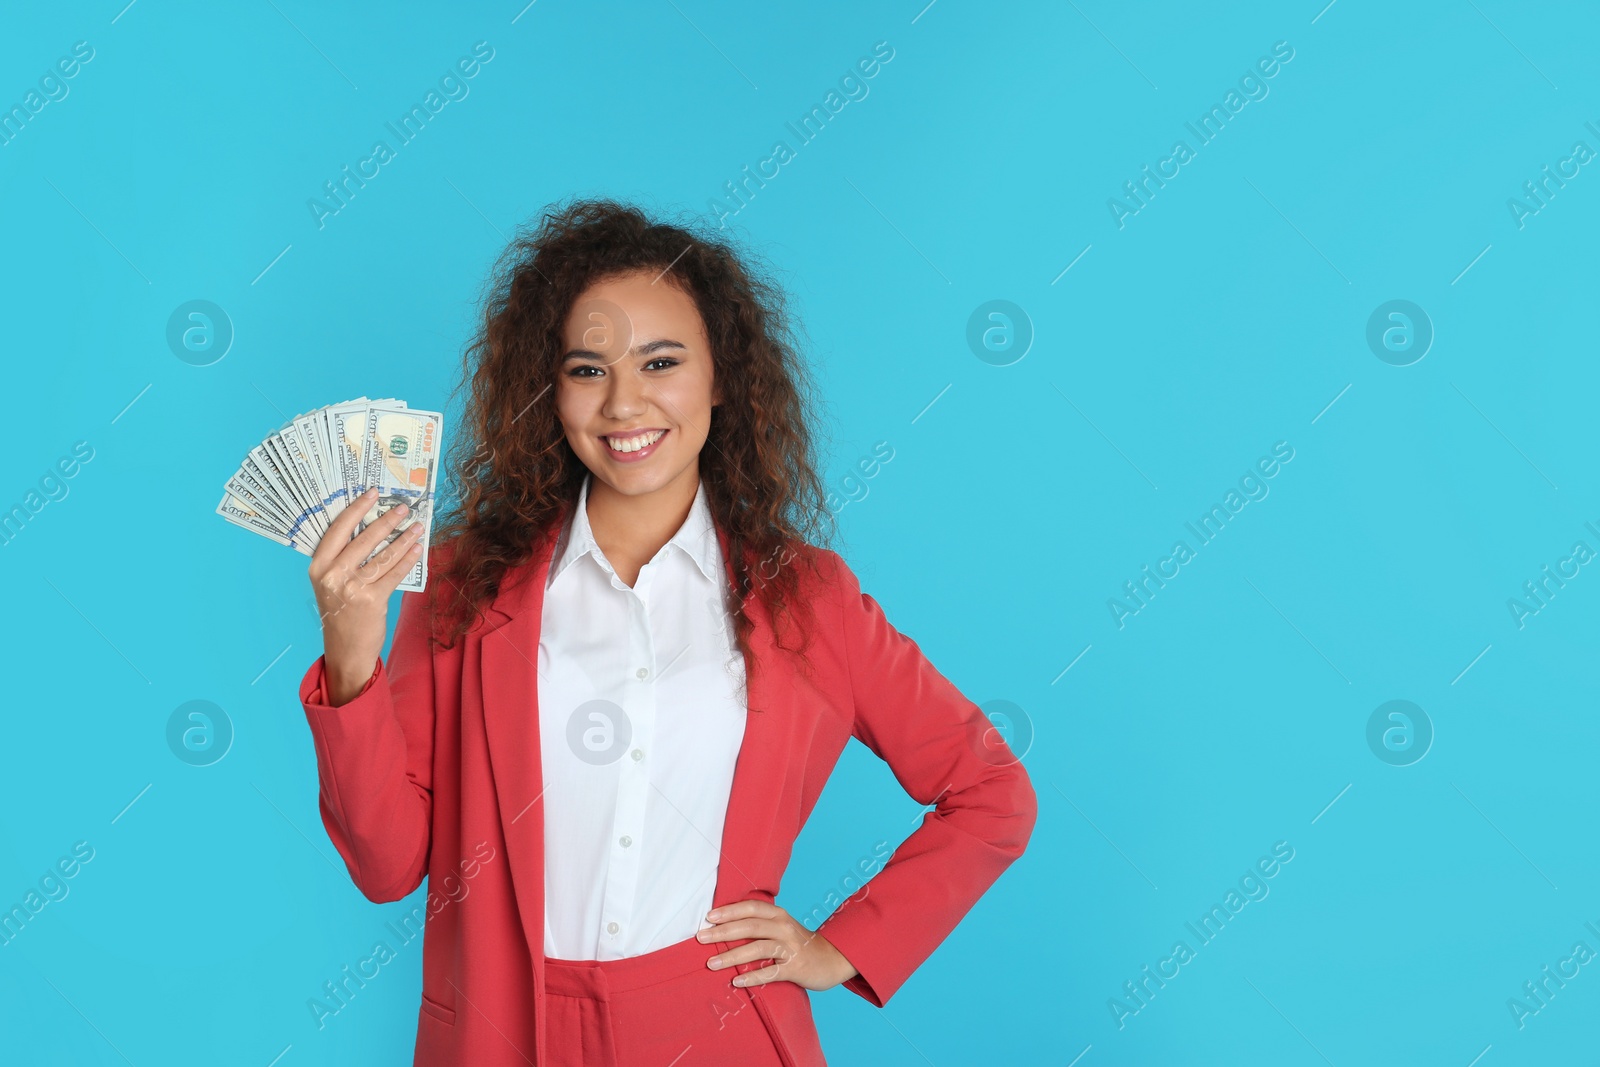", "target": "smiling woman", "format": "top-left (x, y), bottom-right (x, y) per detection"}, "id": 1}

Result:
top-left (296, 197), bottom-right (1037, 1067)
